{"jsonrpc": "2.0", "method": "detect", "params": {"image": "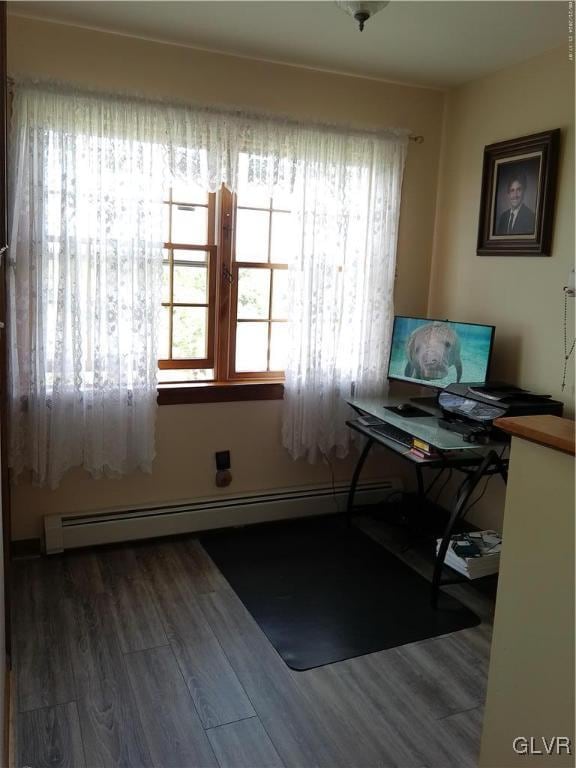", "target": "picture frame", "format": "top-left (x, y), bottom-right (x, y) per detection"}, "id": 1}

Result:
top-left (476, 129), bottom-right (560, 256)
